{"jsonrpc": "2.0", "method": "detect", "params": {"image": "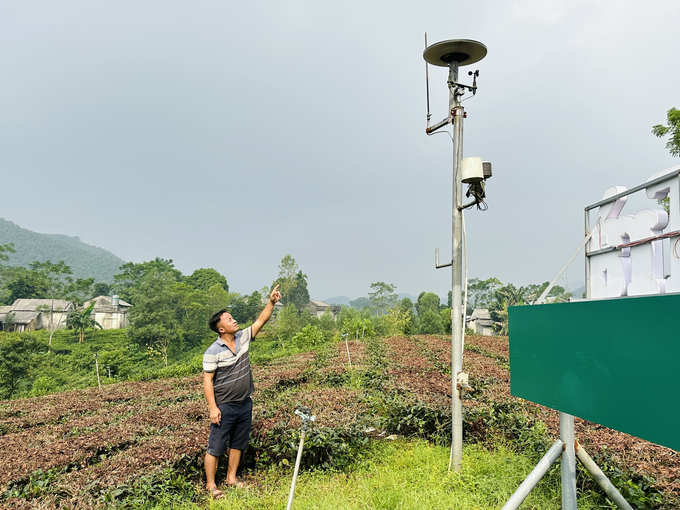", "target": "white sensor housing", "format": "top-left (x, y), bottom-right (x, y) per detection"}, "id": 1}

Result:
top-left (461, 157), bottom-right (484, 183)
